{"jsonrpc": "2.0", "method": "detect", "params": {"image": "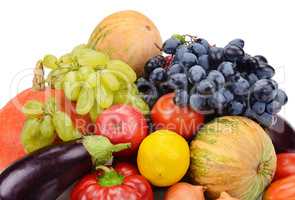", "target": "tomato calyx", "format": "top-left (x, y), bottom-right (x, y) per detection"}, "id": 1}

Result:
top-left (96, 166), bottom-right (125, 187)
